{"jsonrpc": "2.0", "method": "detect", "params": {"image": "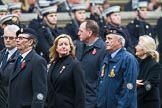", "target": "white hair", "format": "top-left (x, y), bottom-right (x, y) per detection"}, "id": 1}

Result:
top-left (4, 24), bottom-right (20, 33)
top-left (116, 34), bottom-right (125, 47)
